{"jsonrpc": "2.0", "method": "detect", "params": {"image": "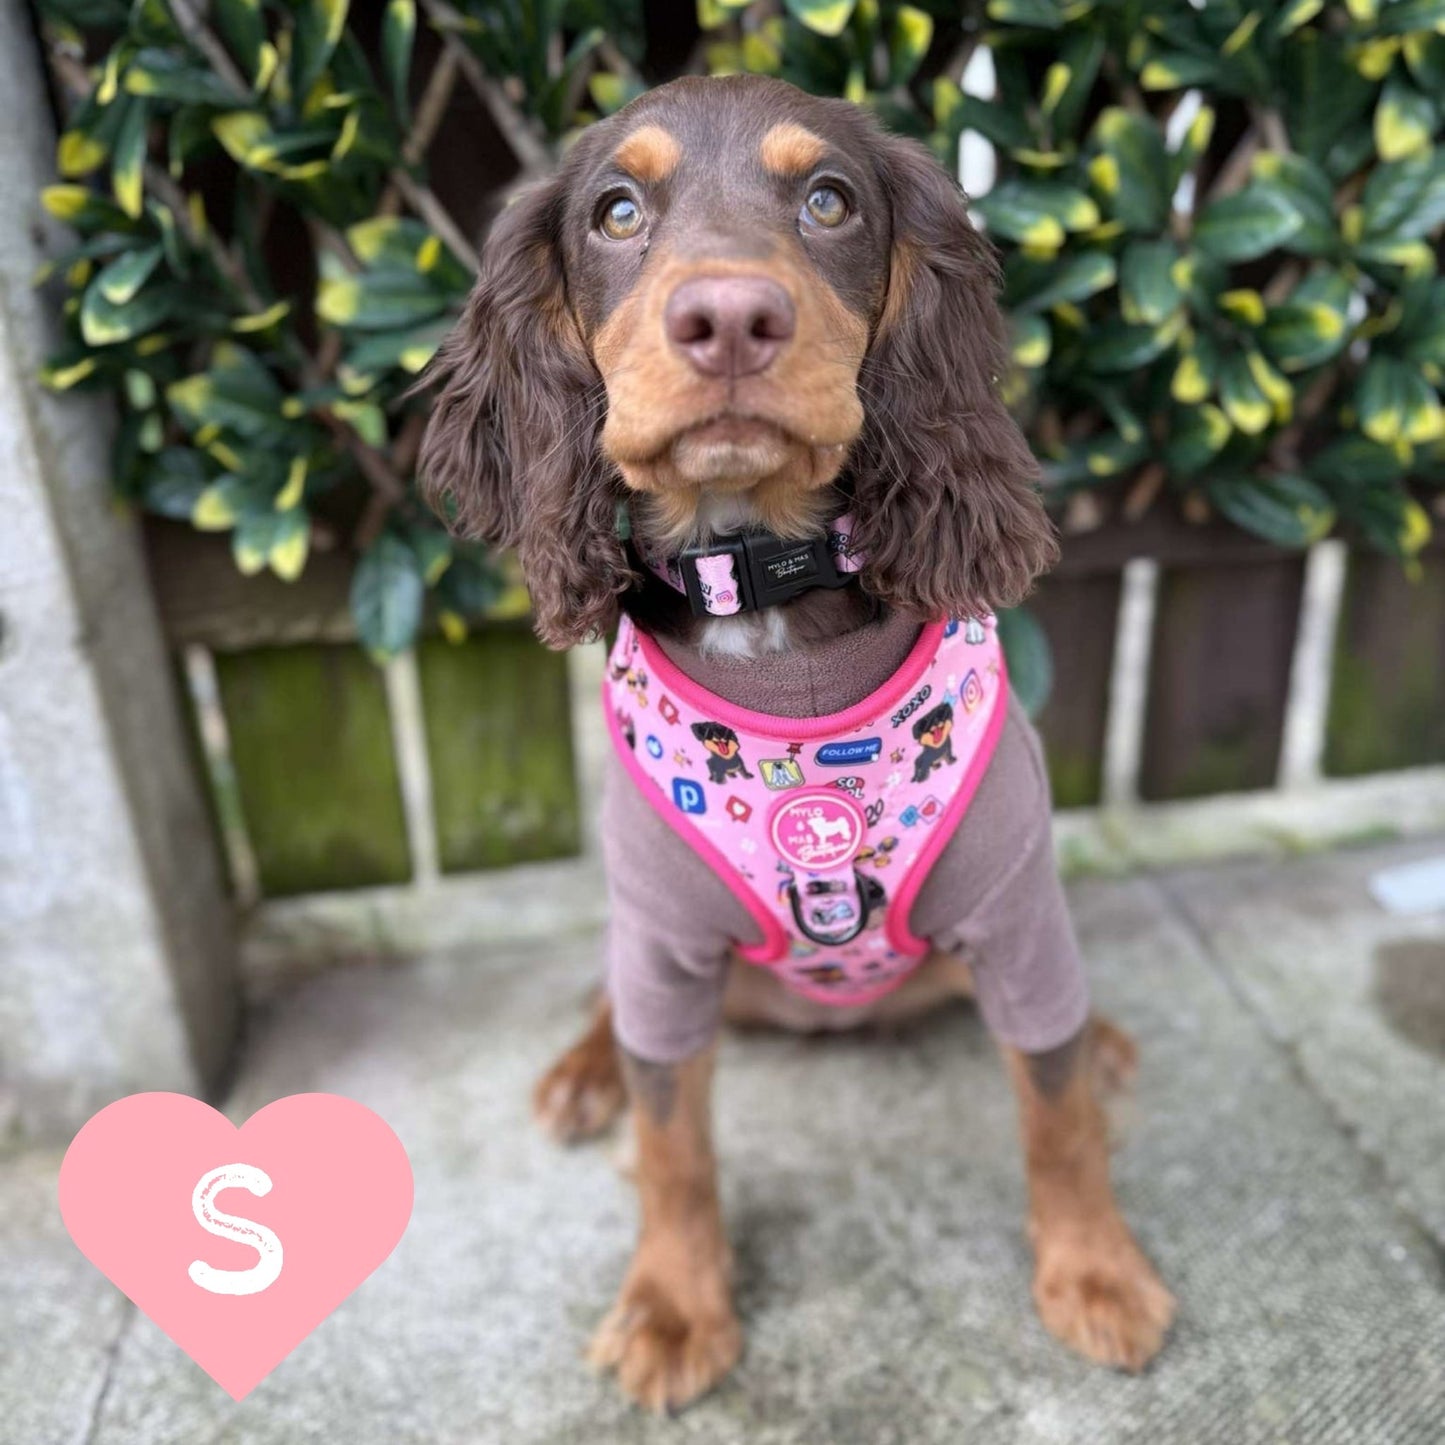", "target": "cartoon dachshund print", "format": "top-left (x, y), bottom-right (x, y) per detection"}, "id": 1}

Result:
top-left (691, 721), bottom-right (755, 784)
top-left (911, 702), bottom-right (956, 783)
